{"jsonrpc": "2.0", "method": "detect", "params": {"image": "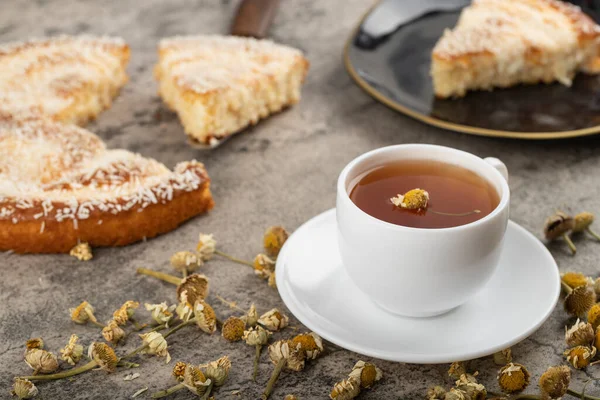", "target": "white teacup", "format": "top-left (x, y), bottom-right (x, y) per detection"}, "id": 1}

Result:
top-left (336, 144), bottom-right (510, 317)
